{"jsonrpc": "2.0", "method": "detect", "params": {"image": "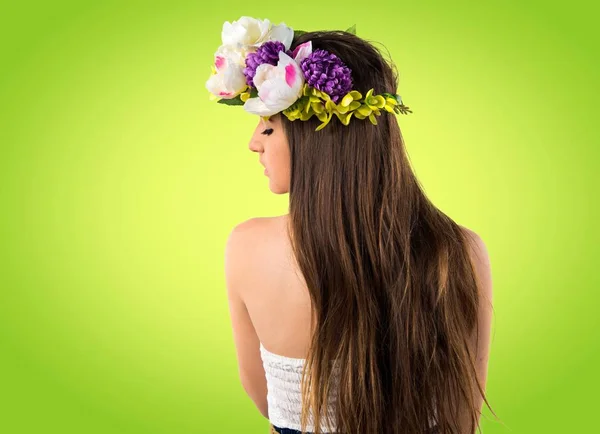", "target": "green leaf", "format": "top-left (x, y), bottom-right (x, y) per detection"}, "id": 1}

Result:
top-left (345, 24), bottom-right (356, 35)
top-left (249, 87), bottom-right (259, 98)
top-left (294, 30), bottom-right (306, 39)
top-left (382, 92), bottom-right (403, 104)
top-left (217, 95), bottom-right (244, 106)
